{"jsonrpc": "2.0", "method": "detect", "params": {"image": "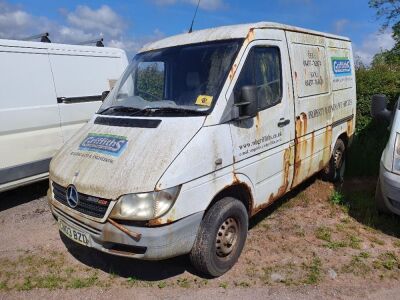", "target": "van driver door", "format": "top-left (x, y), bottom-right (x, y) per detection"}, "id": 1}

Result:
top-left (228, 30), bottom-right (295, 211)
